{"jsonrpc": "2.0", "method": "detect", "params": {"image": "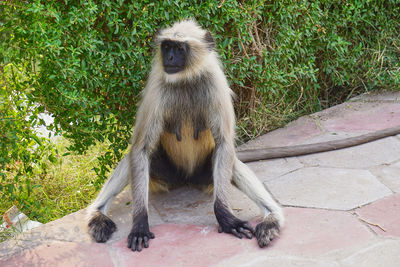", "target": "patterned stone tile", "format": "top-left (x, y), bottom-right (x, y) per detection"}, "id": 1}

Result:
top-left (369, 161), bottom-right (400, 193)
top-left (109, 224), bottom-right (248, 267)
top-left (320, 103), bottom-right (400, 132)
top-left (150, 185), bottom-right (260, 227)
top-left (299, 131), bottom-right (368, 145)
top-left (246, 157), bottom-right (303, 182)
top-left (219, 253), bottom-right (339, 267)
top-left (310, 100), bottom-right (400, 132)
top-left (350, 91), bottom-right (400, 102)
top-left (237, 116), bottom-right (322, 150)
top-left (0, 209), bottom-right (91, 260)
top-left (249, 207), bottom-right (373, 257)
top-left (266, 167), bottom-right (392, 210)
top-left (106, 189), bottom-right (164, 242)
top-left (0, 241), bottom-right (113, 267)
top-left (299, 137), bottom-right (400, 169)
top-left (356, 194), bottom-right (400, 237)
top-left (150, 187), bottom-right (215, 226)
top-left (341, 239), bottom-right (400, 267)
